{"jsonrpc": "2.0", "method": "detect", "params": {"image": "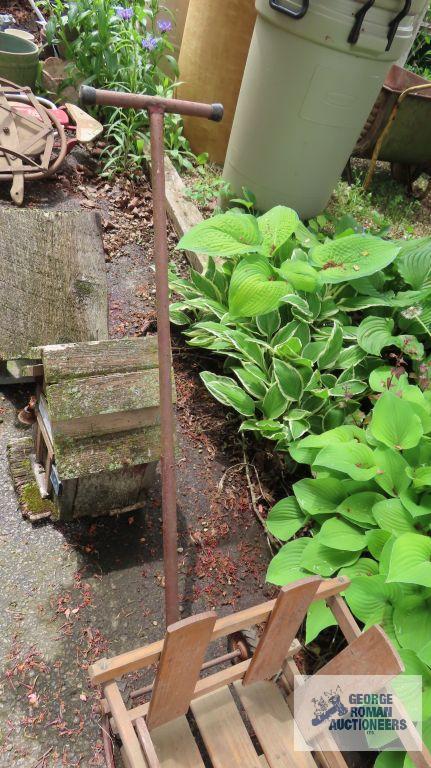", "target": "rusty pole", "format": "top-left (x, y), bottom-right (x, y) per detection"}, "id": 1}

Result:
top-left (79, 86), bottom-right (223, 627)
